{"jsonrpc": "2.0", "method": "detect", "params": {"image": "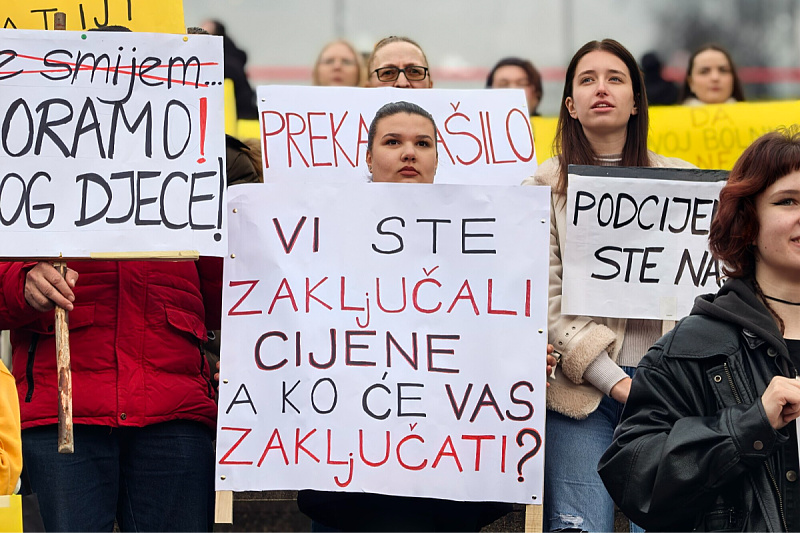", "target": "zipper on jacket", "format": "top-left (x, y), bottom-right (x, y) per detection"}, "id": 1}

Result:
top-left (722, 362), bottom-right (742, 404)
top-left (199, 341), bottom-right (214, 398)
top-left (25, 333), bottom-right (39, 402)
top-left (724, 361), bottom-right (788, 532)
